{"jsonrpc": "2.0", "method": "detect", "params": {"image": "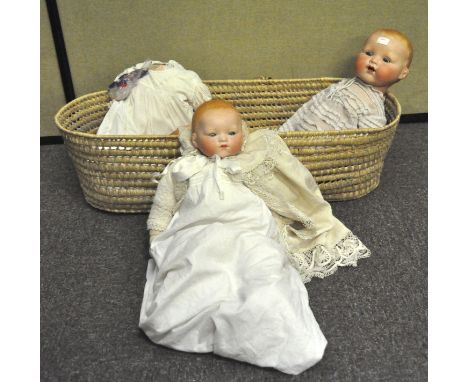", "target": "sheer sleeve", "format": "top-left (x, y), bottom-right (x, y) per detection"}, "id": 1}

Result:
top-left (147, 164), bottom-right (177, 236)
